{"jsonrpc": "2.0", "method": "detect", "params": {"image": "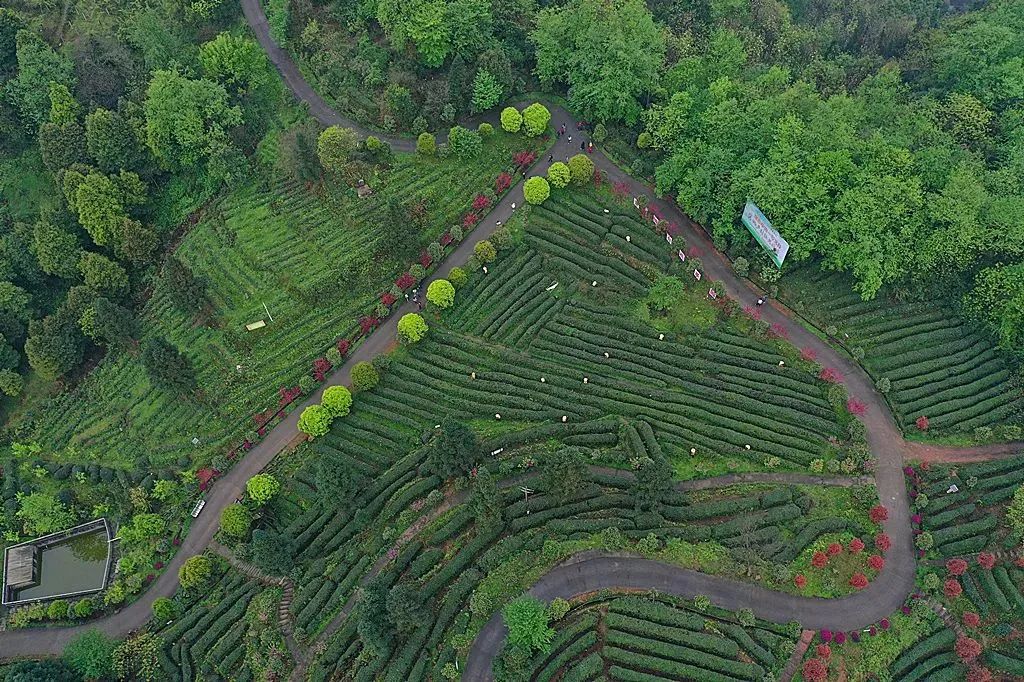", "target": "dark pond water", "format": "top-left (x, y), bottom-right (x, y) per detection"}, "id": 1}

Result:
top-left (11, 528), bottom-right (109, 601)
